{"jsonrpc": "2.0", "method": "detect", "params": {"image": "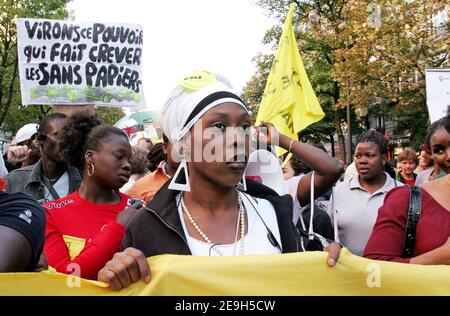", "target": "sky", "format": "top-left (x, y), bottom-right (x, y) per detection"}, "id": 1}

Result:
top-left (68, 0), bottom-right (276, 112)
